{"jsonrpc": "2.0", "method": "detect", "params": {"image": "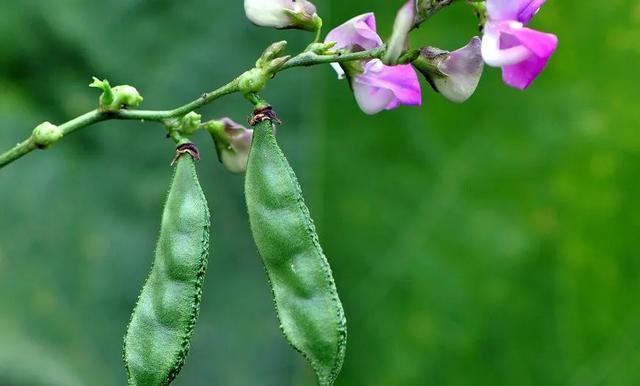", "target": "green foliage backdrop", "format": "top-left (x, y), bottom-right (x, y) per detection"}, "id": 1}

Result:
top-left (1, 1), bottom-right (639, 385)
